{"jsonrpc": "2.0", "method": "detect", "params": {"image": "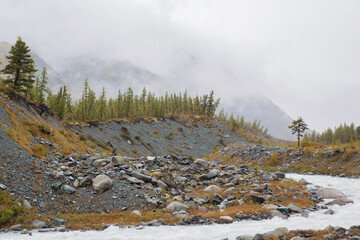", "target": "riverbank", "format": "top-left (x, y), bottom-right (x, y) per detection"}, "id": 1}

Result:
top-left (1, 173), bottom-right (358, 240)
